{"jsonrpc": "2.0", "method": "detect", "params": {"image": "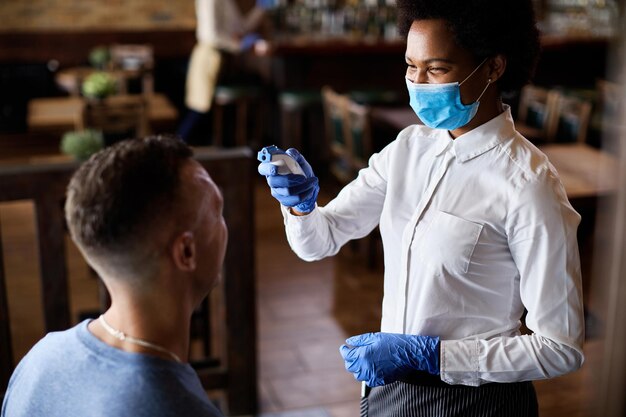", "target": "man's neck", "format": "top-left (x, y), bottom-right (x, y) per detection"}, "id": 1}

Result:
top-left (88, 293), bottom-right (192, 363)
